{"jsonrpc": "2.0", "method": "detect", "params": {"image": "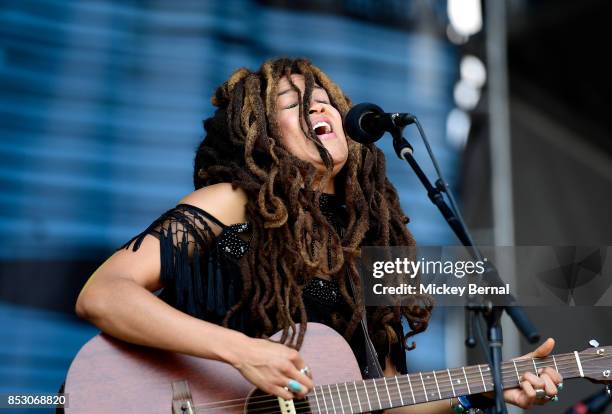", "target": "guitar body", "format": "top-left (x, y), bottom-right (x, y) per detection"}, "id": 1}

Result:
top-left (66, 321), bottom-right (612, 413)
top-left (64, 323), bottom-right (362, 413)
